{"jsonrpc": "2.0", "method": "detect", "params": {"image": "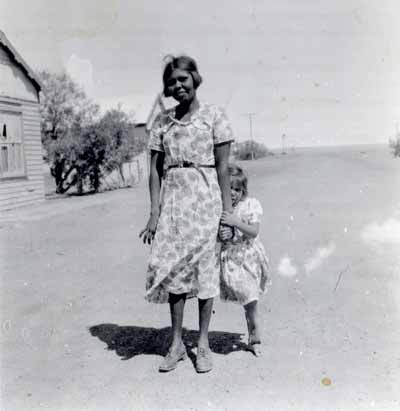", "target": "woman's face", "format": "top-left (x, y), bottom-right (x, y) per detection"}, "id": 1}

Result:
top-left (165, 69), bottom-right (196, 103)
